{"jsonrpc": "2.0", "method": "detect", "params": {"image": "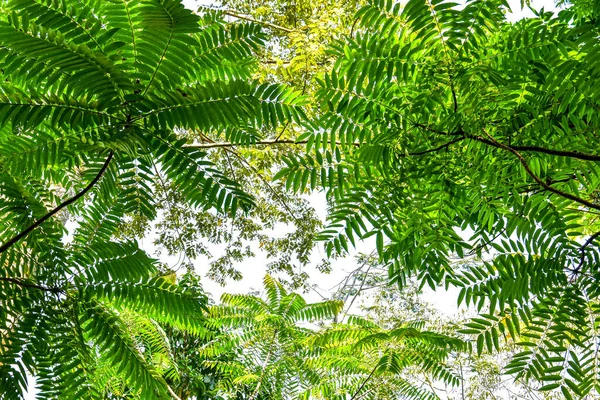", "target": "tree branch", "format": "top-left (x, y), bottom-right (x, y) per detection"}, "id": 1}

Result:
top-left (184, 139), bottom-right (358, 149)
top-left (222, 146), bottom-right (300, 222)
top-left (473, 136), bottom-right (600, 162)
top-left (406, 137), bottom-right (465, 156)
top-left (185, 138), bottom-right (462, 155)
top-left (167, 385), bottom-right (183, 400)
top-left (0, 152), bottom-right (114, 254)
top-left (571, 230), bottom-right (600, 278)
top-left (350, 363), bottom-right (378, 400)
top-left (475, 132), bottom-right (600, 212)
top-left (223, 10), bottom-right (294, 33)
top-left (0, 277), bottom-right (62, 293)
top-left (419, 125), bottom-right (600, 162)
